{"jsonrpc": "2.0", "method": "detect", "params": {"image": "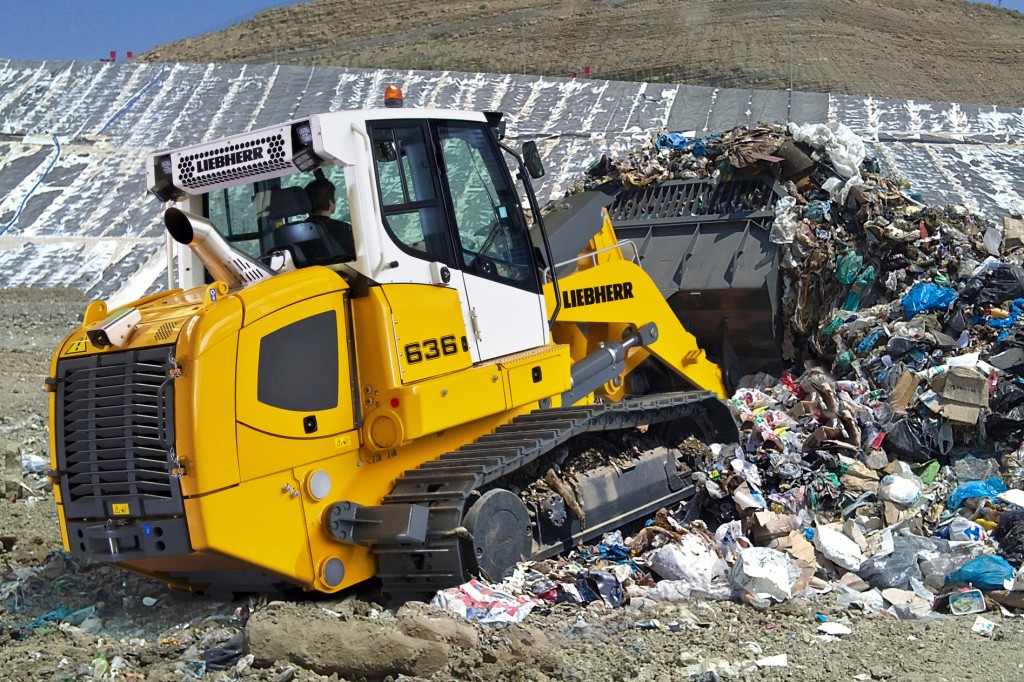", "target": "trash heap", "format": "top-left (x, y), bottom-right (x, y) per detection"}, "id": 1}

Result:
top-left (434, 122), bottom-right (1024, 631)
